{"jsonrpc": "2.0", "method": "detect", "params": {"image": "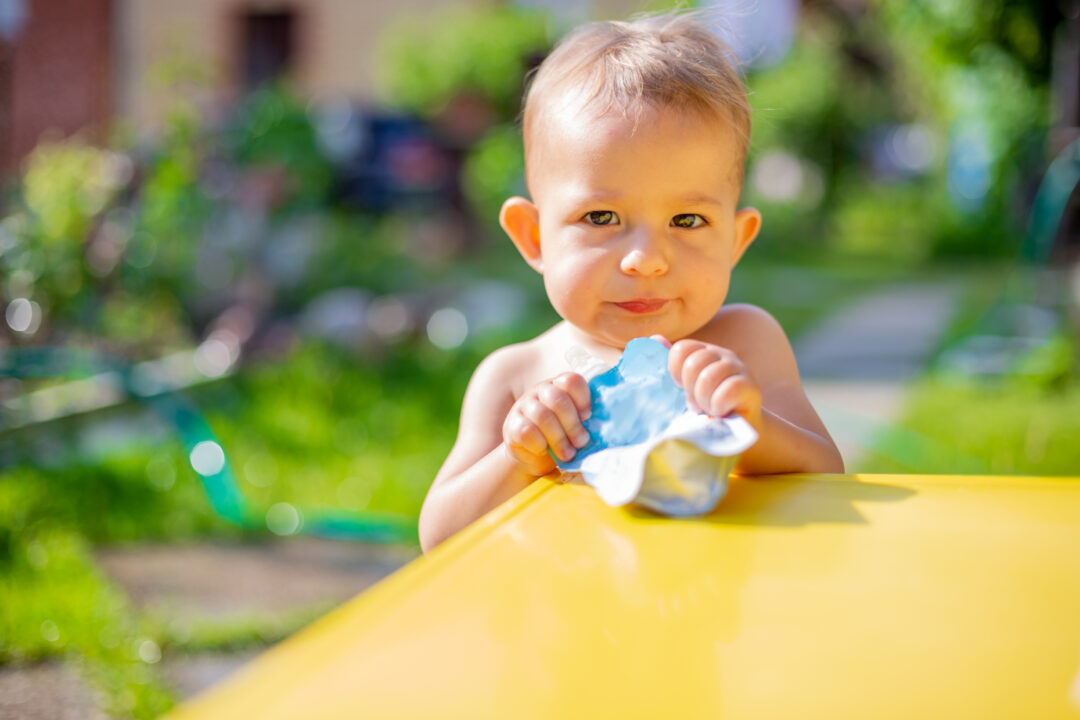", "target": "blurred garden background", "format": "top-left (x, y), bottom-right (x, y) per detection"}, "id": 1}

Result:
top-left (1, 0), bottom-right (1078, 716)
